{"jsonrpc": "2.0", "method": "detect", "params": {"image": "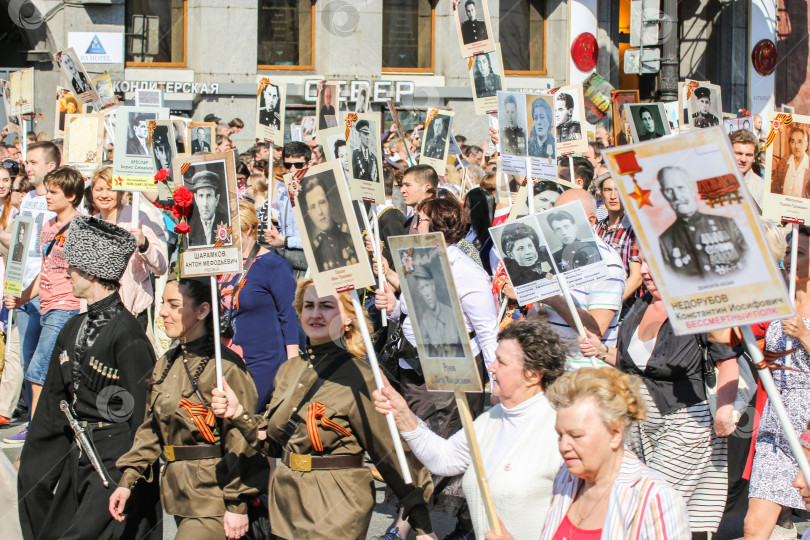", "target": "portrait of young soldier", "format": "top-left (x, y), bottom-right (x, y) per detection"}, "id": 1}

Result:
top-left (11, 222), bottom-right (26, 263)
top-left (527, 97), bottom-right (555, 158)
top-left (555, 92), bottom-right (582, 142)
top-left (258, 82), bottom-right (281, 129)
top-left (151, 126), bottom-right (174, 172)
top-left (422, 115), bottom-right (450, 160)
top-left (408, 261), bottom-right (465, 358)
top-left (656, 166), bottom-right (747, 277)
top-left (190, 126), bottom-right (211, 154)
top-left (460, 0), bottom-right (488, 44)
top-left (351, 119), bottom-right (379, 182)
top-left (186, 168), bottom-right (231, 248)
top-left (59, 51), bottom-right (92, 96)
top-left (500, 94), bottom-right (527, 155)
top-left (300, 172), bottom-right (358, 272)
top-left (126, 112), bottom-right (155, 157)
top-left (691, 87), bottom-right (720, 128)
top-left (546, 208), bottom-right (599, 271)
